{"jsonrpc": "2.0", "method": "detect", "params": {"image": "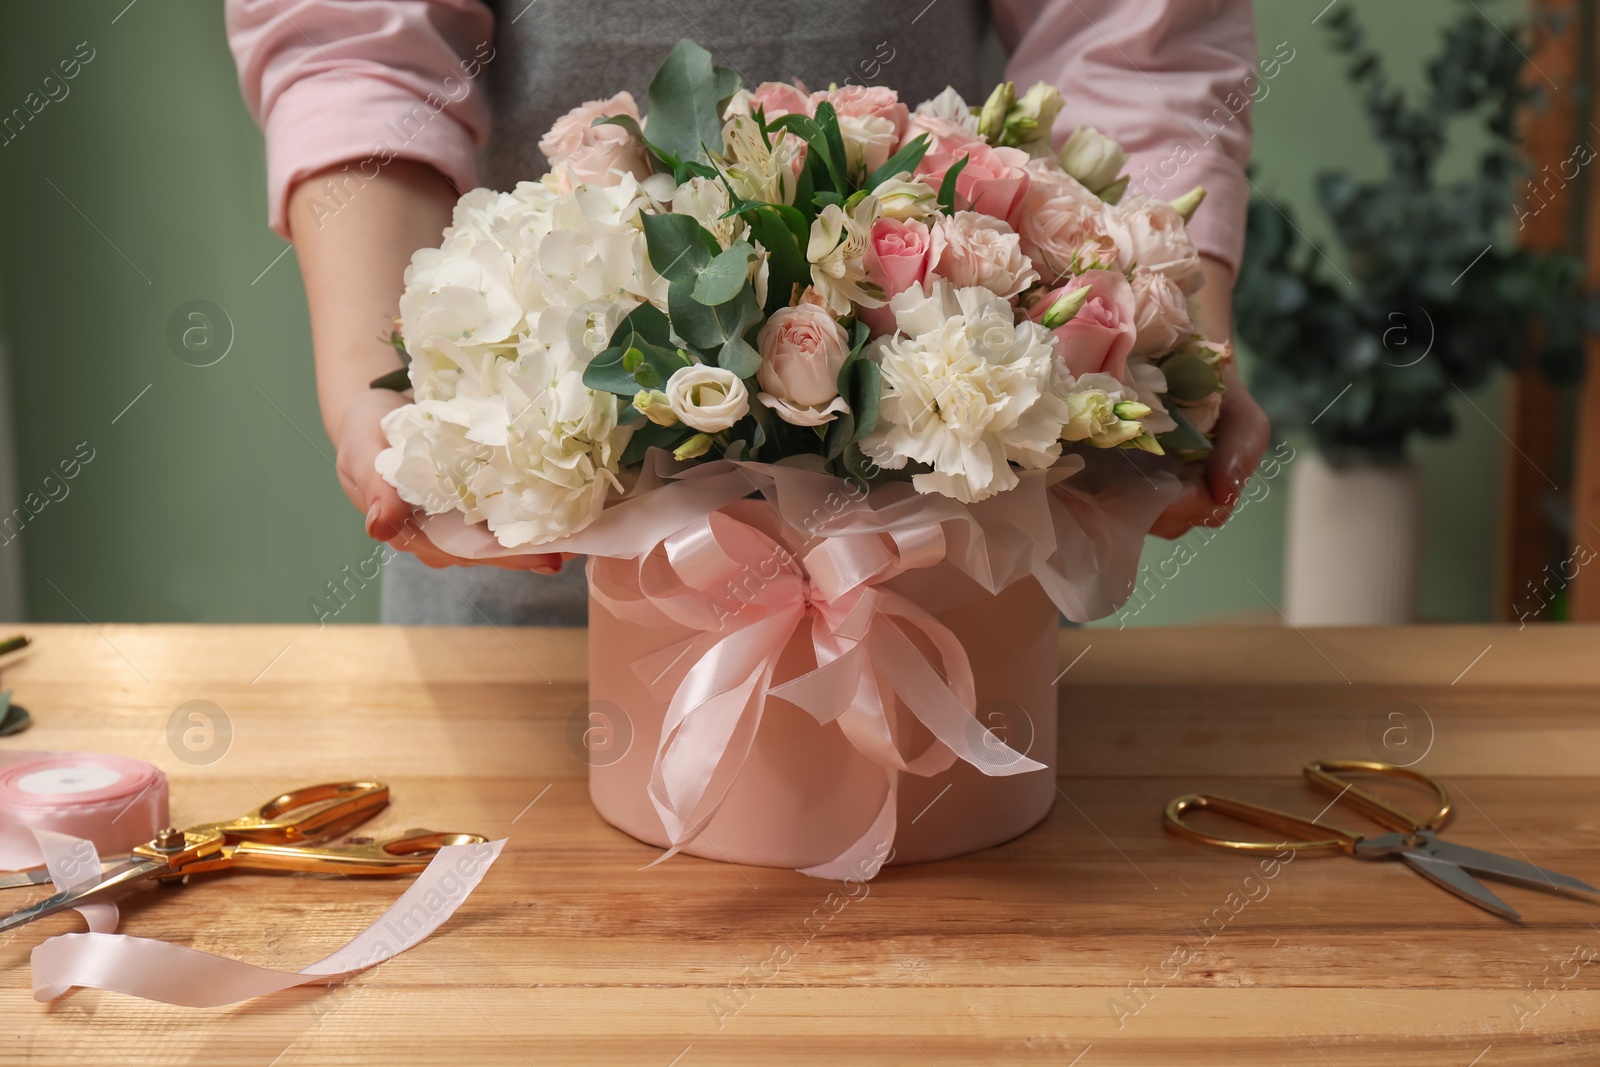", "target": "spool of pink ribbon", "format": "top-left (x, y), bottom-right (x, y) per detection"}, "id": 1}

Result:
top-left (0, 751), bottom-right (169, 871)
